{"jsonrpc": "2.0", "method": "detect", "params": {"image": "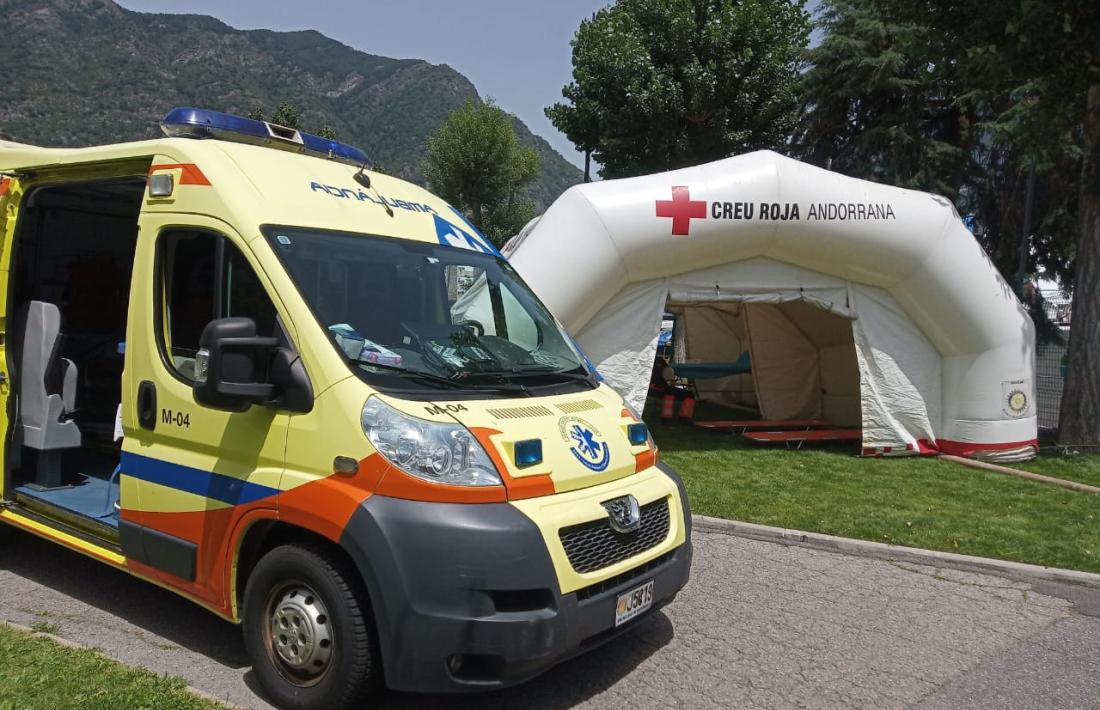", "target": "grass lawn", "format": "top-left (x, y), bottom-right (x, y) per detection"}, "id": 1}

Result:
top-left (0, 624), bottom-right (223, 710)
top-left (647, 409), bottom-right (1100, 573)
